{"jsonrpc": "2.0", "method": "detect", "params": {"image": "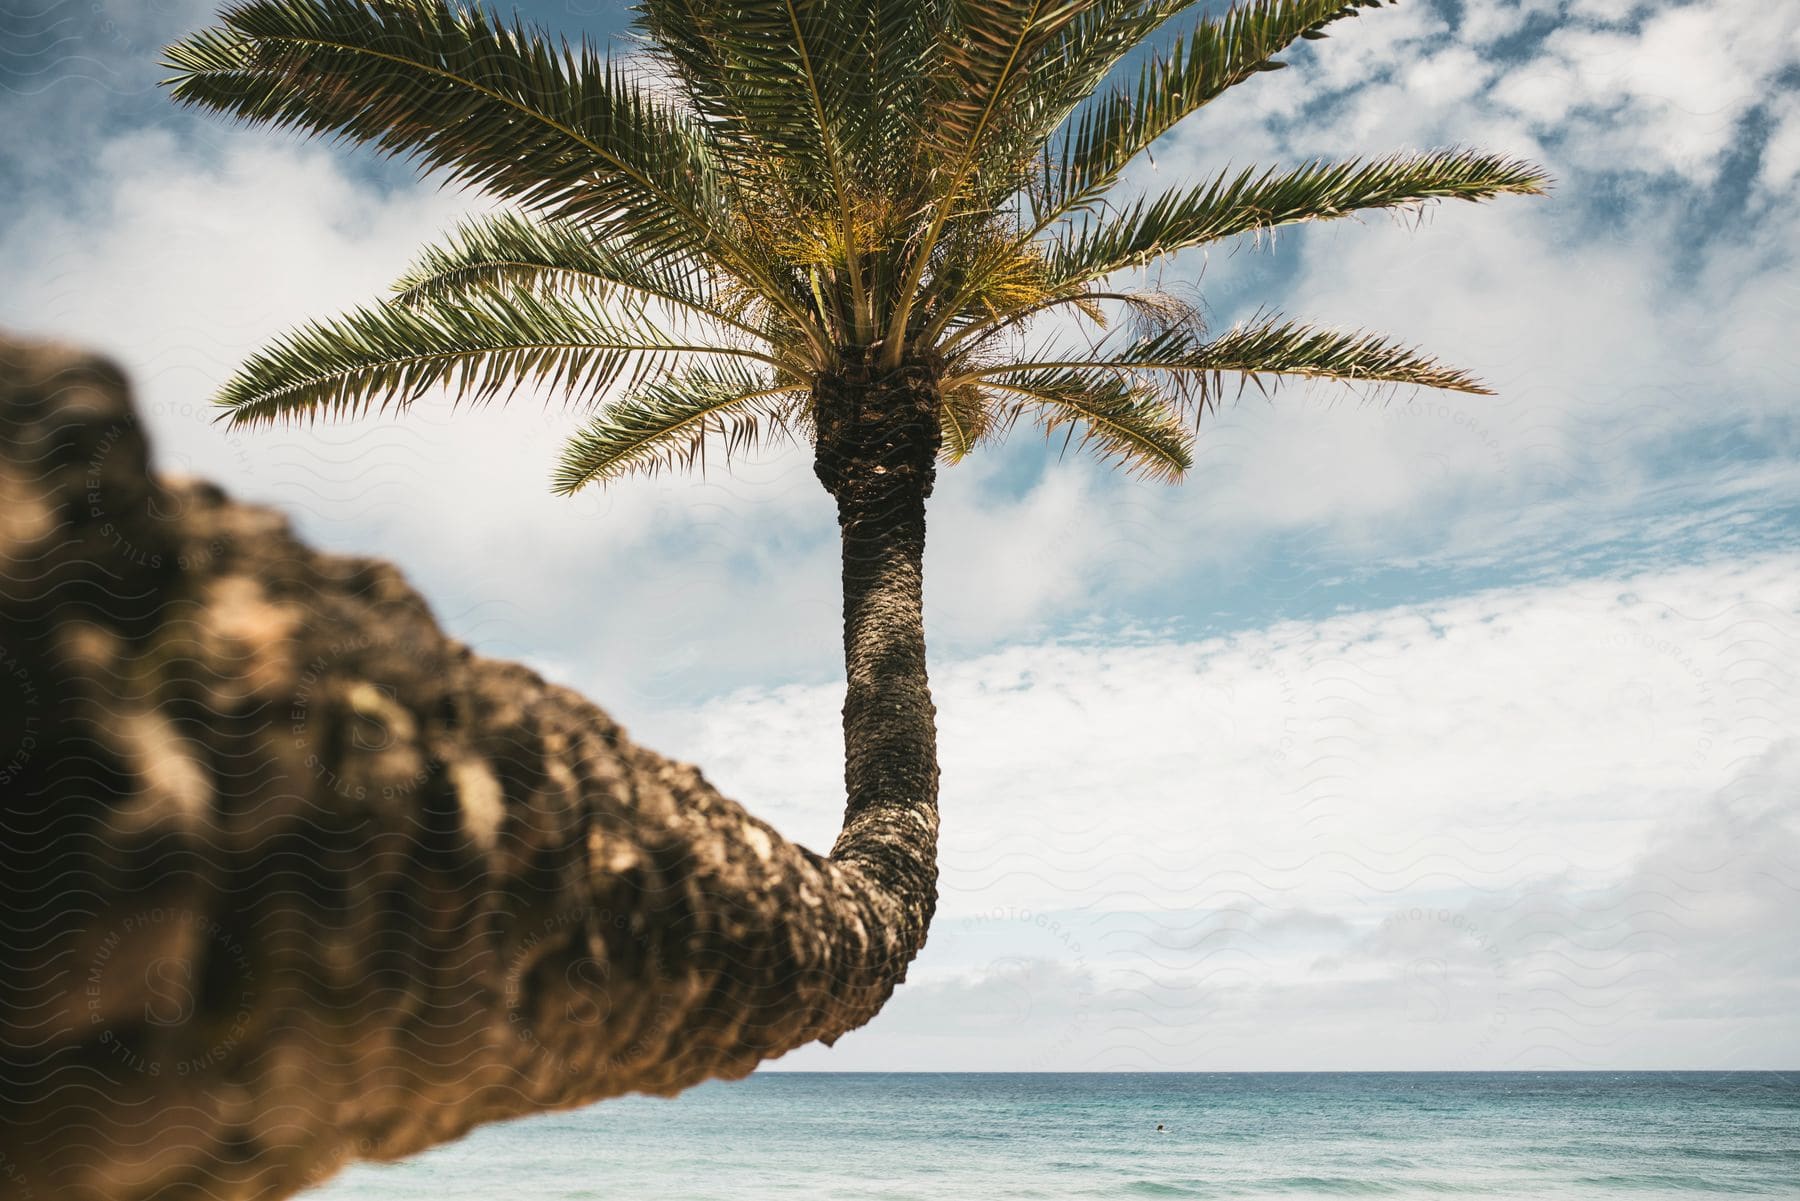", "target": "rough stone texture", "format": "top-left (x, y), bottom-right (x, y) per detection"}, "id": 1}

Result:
top-left (0, 335), bottom-right (937, 1201)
